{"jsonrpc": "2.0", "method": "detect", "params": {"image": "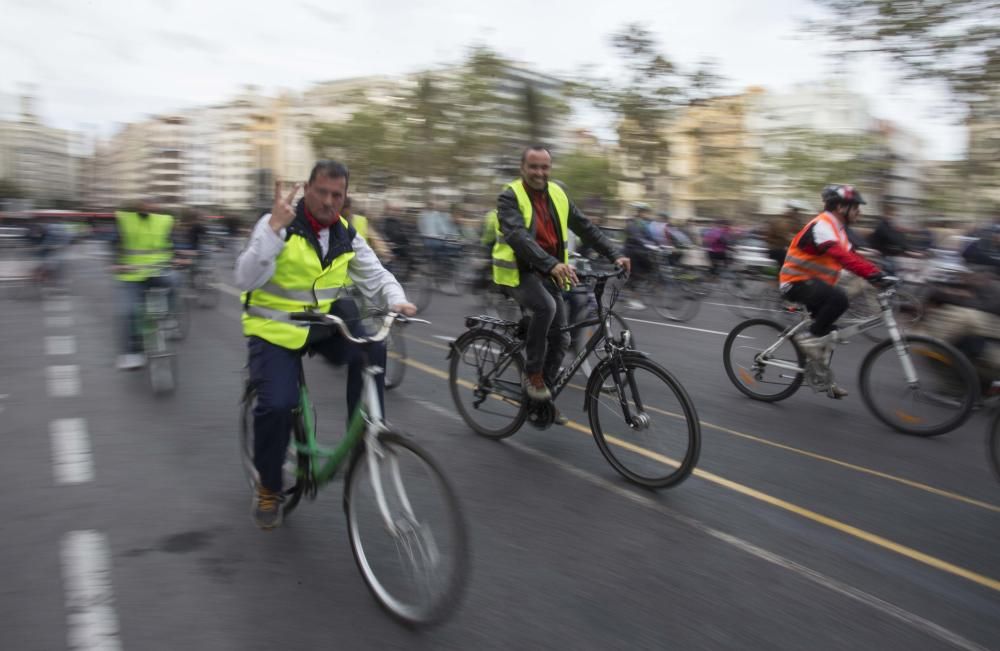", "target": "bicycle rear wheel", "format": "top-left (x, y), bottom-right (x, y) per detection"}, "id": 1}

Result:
top-left (239, 386), bottom-right (306, 516)
top-left (723, 319), bottom-right (804, 402)
top-left (448, 329), bottom-right (527, 439)
top-left (345, 430), bottom-right (468, 627)
top-left (989, 410), bottom-right (1000, 482)
top-left (587, 354), bottom-right (700, 488)
top-left (385, 328), bottom-right (406, 391)
top-left (859, 335), bottom-right (978, 436)
top-left (653, 278), bottom-right (700, 322)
